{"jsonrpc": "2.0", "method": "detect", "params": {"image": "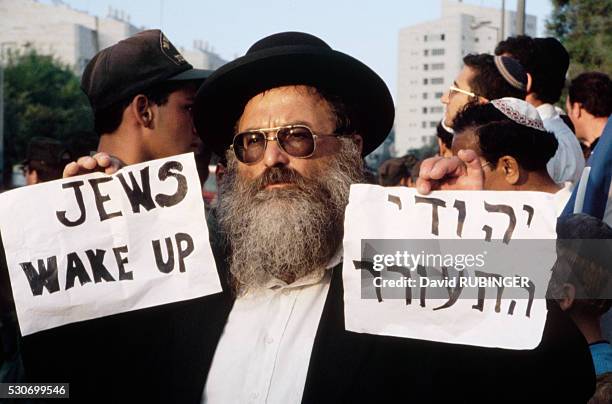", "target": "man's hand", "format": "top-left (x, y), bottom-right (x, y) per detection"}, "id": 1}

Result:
top-left (416, 149), bottom-right (485, 194)
top-left (63, 152), bottom-right (124, 178)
